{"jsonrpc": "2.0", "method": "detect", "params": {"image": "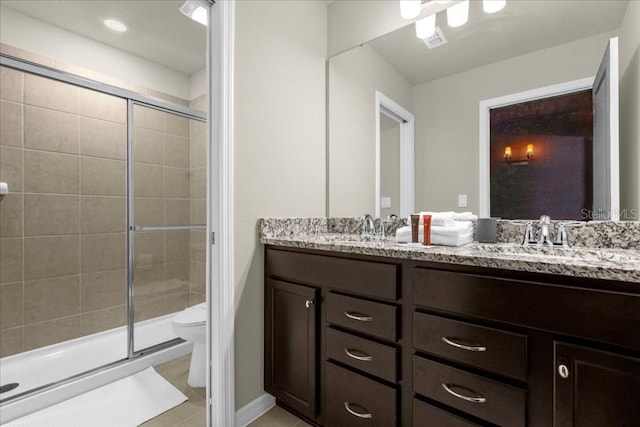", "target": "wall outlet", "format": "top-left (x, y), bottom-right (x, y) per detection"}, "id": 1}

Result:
top-left (458, 194), bottom-right (468, 208)
top-left (381, 197), bottom-right (391, 208)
